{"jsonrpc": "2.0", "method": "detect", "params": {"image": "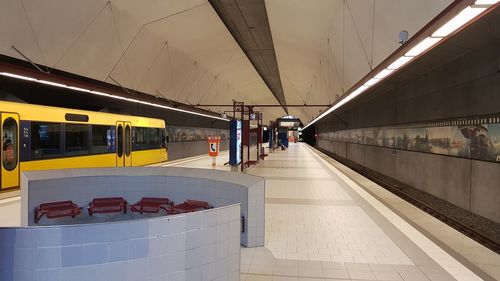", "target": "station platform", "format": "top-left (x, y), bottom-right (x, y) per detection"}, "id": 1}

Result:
top-left (162, 143), bottom-right (498, 281)
top-left (0, 143), bottom-right (498, 281)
